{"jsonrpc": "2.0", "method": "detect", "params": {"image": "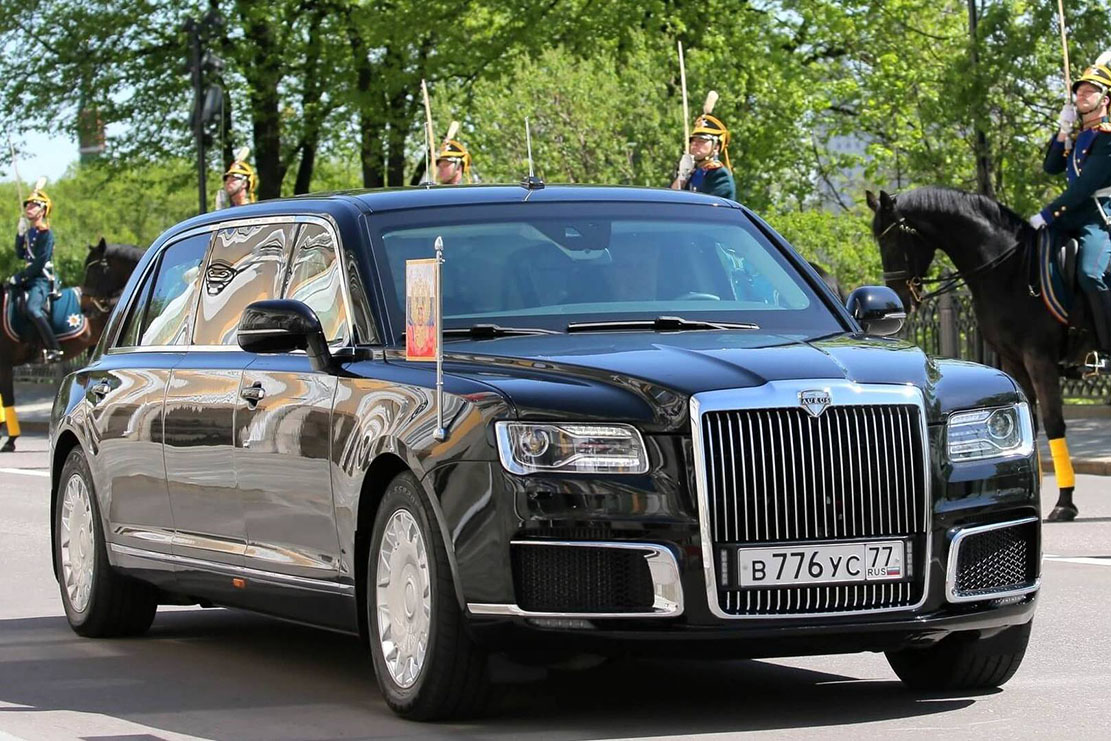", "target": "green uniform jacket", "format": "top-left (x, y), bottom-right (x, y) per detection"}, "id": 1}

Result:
top-left (687, 165), bottom-right (736, 200)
